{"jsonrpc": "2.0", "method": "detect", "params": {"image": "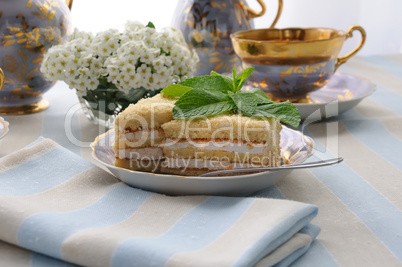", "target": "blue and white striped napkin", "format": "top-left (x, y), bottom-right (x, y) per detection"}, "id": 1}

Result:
top-left (0, 138), bottom-right (319, 267)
